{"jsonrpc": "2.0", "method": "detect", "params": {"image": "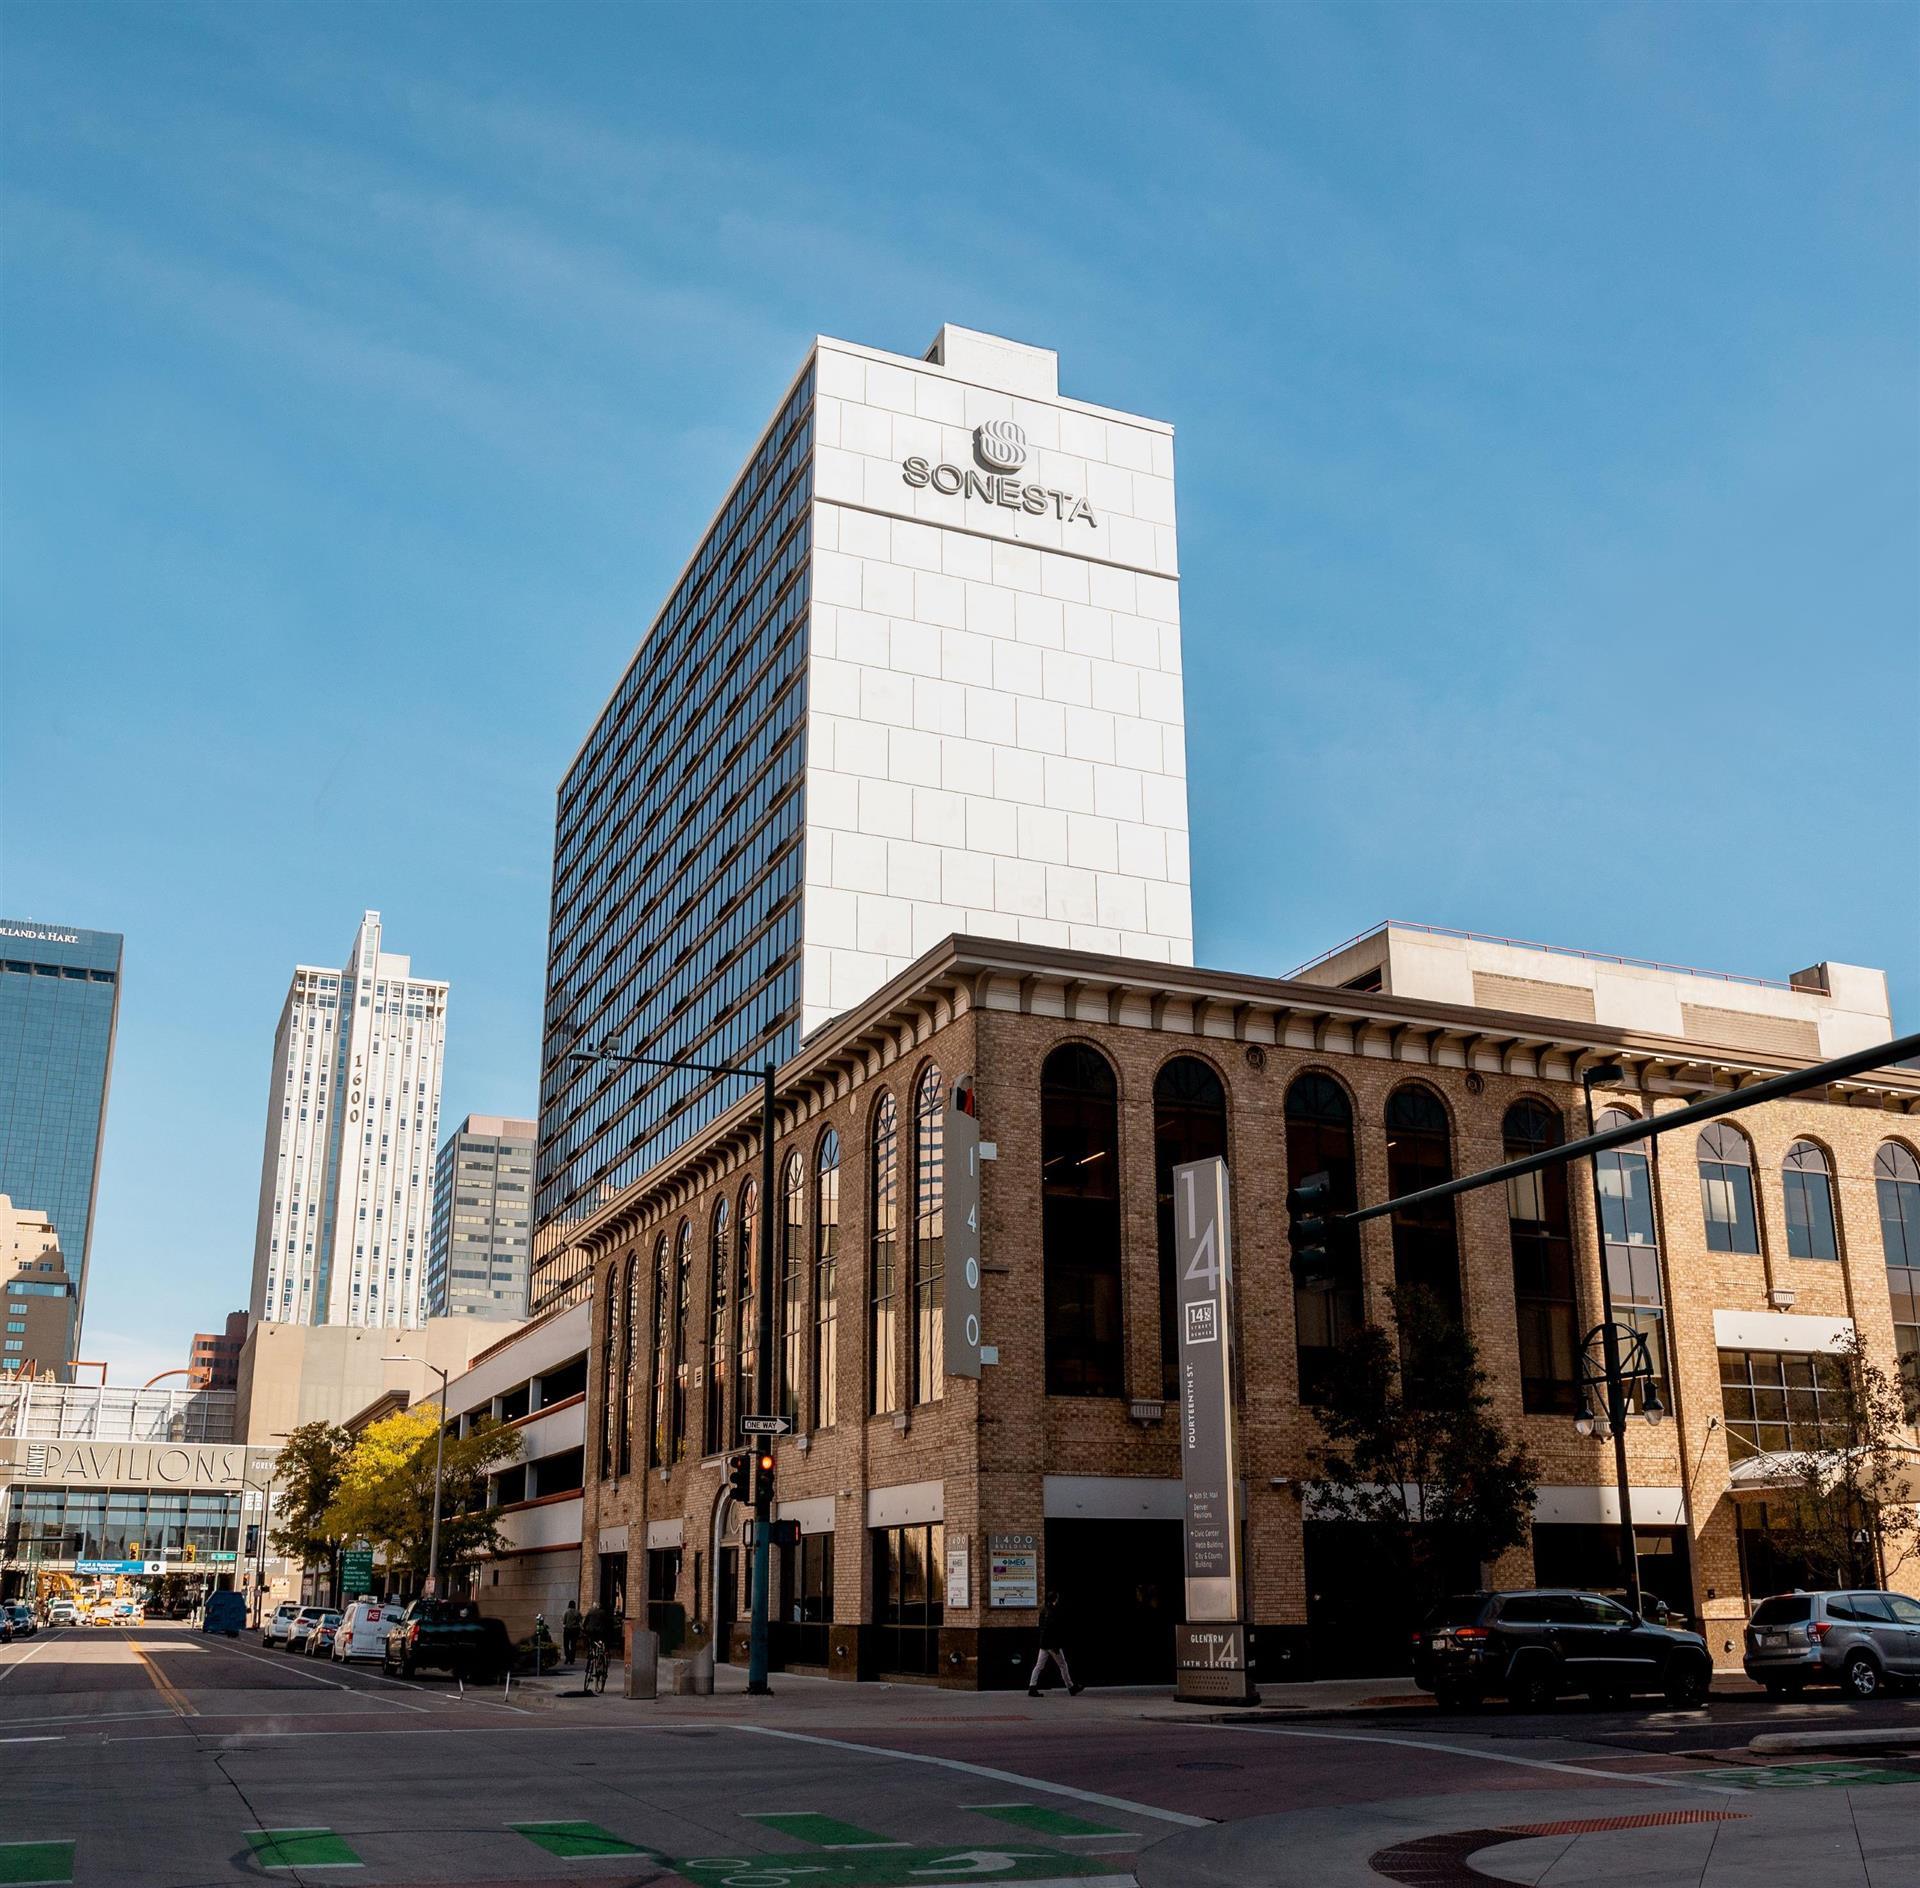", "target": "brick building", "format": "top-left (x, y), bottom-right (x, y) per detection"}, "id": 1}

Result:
top-left (568, 927), bottom-right (1919, 1685)
top-left (188, 1310), bottom-right (248, 1392)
